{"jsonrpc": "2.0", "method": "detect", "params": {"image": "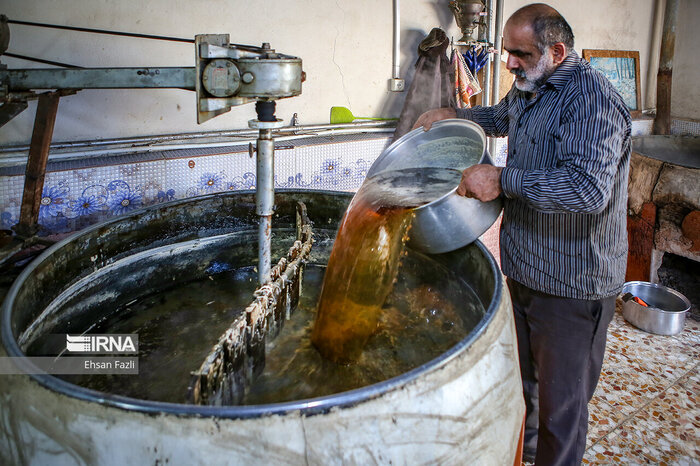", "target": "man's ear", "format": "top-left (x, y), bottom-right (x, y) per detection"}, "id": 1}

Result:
top-left (551, 42), bottom-right (567, 66)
